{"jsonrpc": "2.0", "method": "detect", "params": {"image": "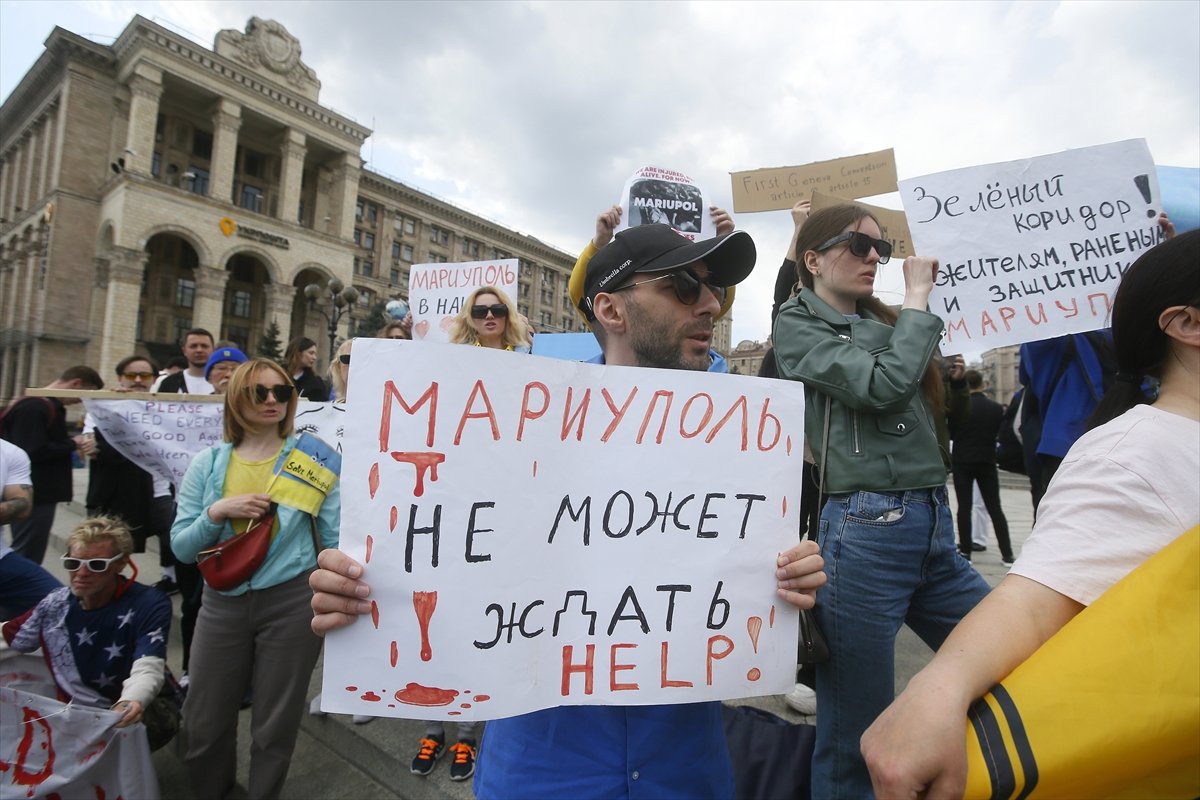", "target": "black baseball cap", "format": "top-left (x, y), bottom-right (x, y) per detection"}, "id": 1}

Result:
top-left (581, 224), bottom-right (756, 318)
